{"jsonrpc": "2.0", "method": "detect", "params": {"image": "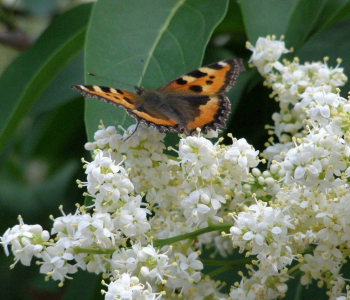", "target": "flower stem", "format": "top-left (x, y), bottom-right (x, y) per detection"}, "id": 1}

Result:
top-left (72, 224), bottom-right (233, 255)
top-left (201, 257), bottom-right (253, 267)
top-left (207, 265), bottom-right (232, 278)
top-left (153, 224), bottom-right (232, 247)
